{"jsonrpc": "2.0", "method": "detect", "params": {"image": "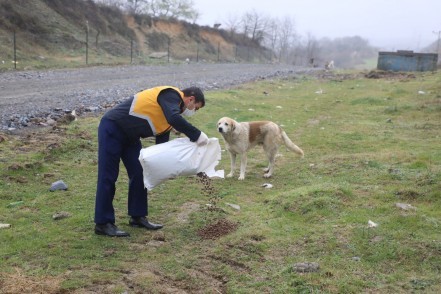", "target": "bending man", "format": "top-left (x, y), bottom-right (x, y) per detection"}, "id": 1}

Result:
top-left (94, 86), bottom-right (208, 237)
